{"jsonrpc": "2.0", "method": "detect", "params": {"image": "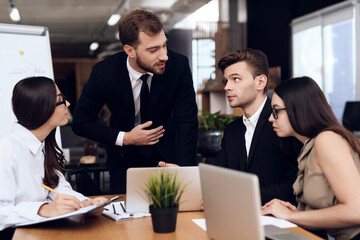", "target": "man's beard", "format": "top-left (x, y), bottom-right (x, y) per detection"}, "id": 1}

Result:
top-left (136, 54), bottom-right (166, 75)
